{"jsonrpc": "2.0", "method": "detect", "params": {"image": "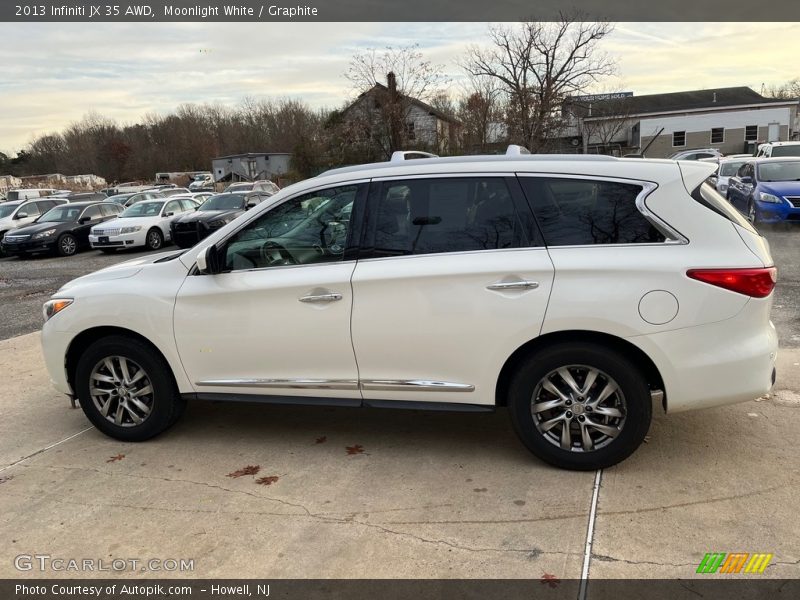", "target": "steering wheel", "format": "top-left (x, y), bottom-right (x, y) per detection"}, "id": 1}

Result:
top-left (259, 240), bottom-right (297, 265)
